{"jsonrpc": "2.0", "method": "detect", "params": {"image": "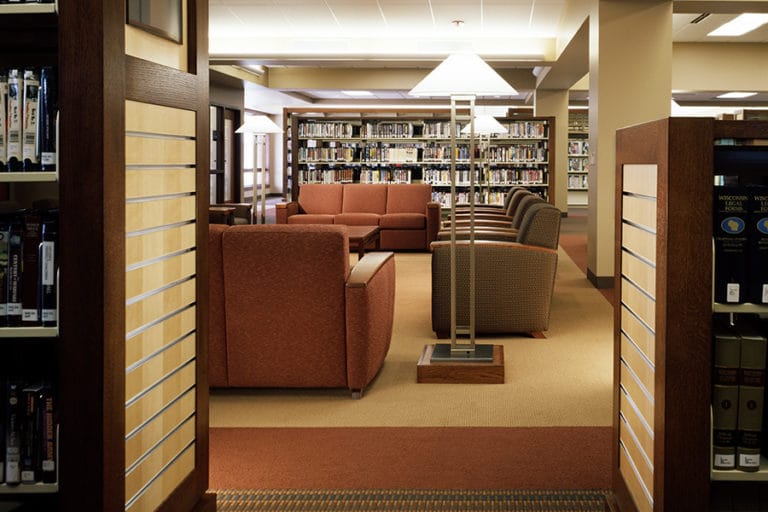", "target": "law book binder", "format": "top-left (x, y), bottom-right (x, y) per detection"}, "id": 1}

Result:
top-left (21, 69), bottom-right (40, 172)
top-left (38, 67), bottom-right (56, 172)
top-left (713, 321), bottom-right (740, 470)
top-left (21, 211), bottom-right (41, 326)
top-left (713, 187), bottom-right (750, 304)
top-left (39, 214), bottom-right (57, 326)
top-left (6, 69), bottom-right (22, 172)
top-left (0, 70), bottom-right (7, 172)
top-left (748, 186), bottom-right (768, 304)
top-left (736, 322), bottom-right (767, 472)
top-left (5, 220), bottom-right (22, 327)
